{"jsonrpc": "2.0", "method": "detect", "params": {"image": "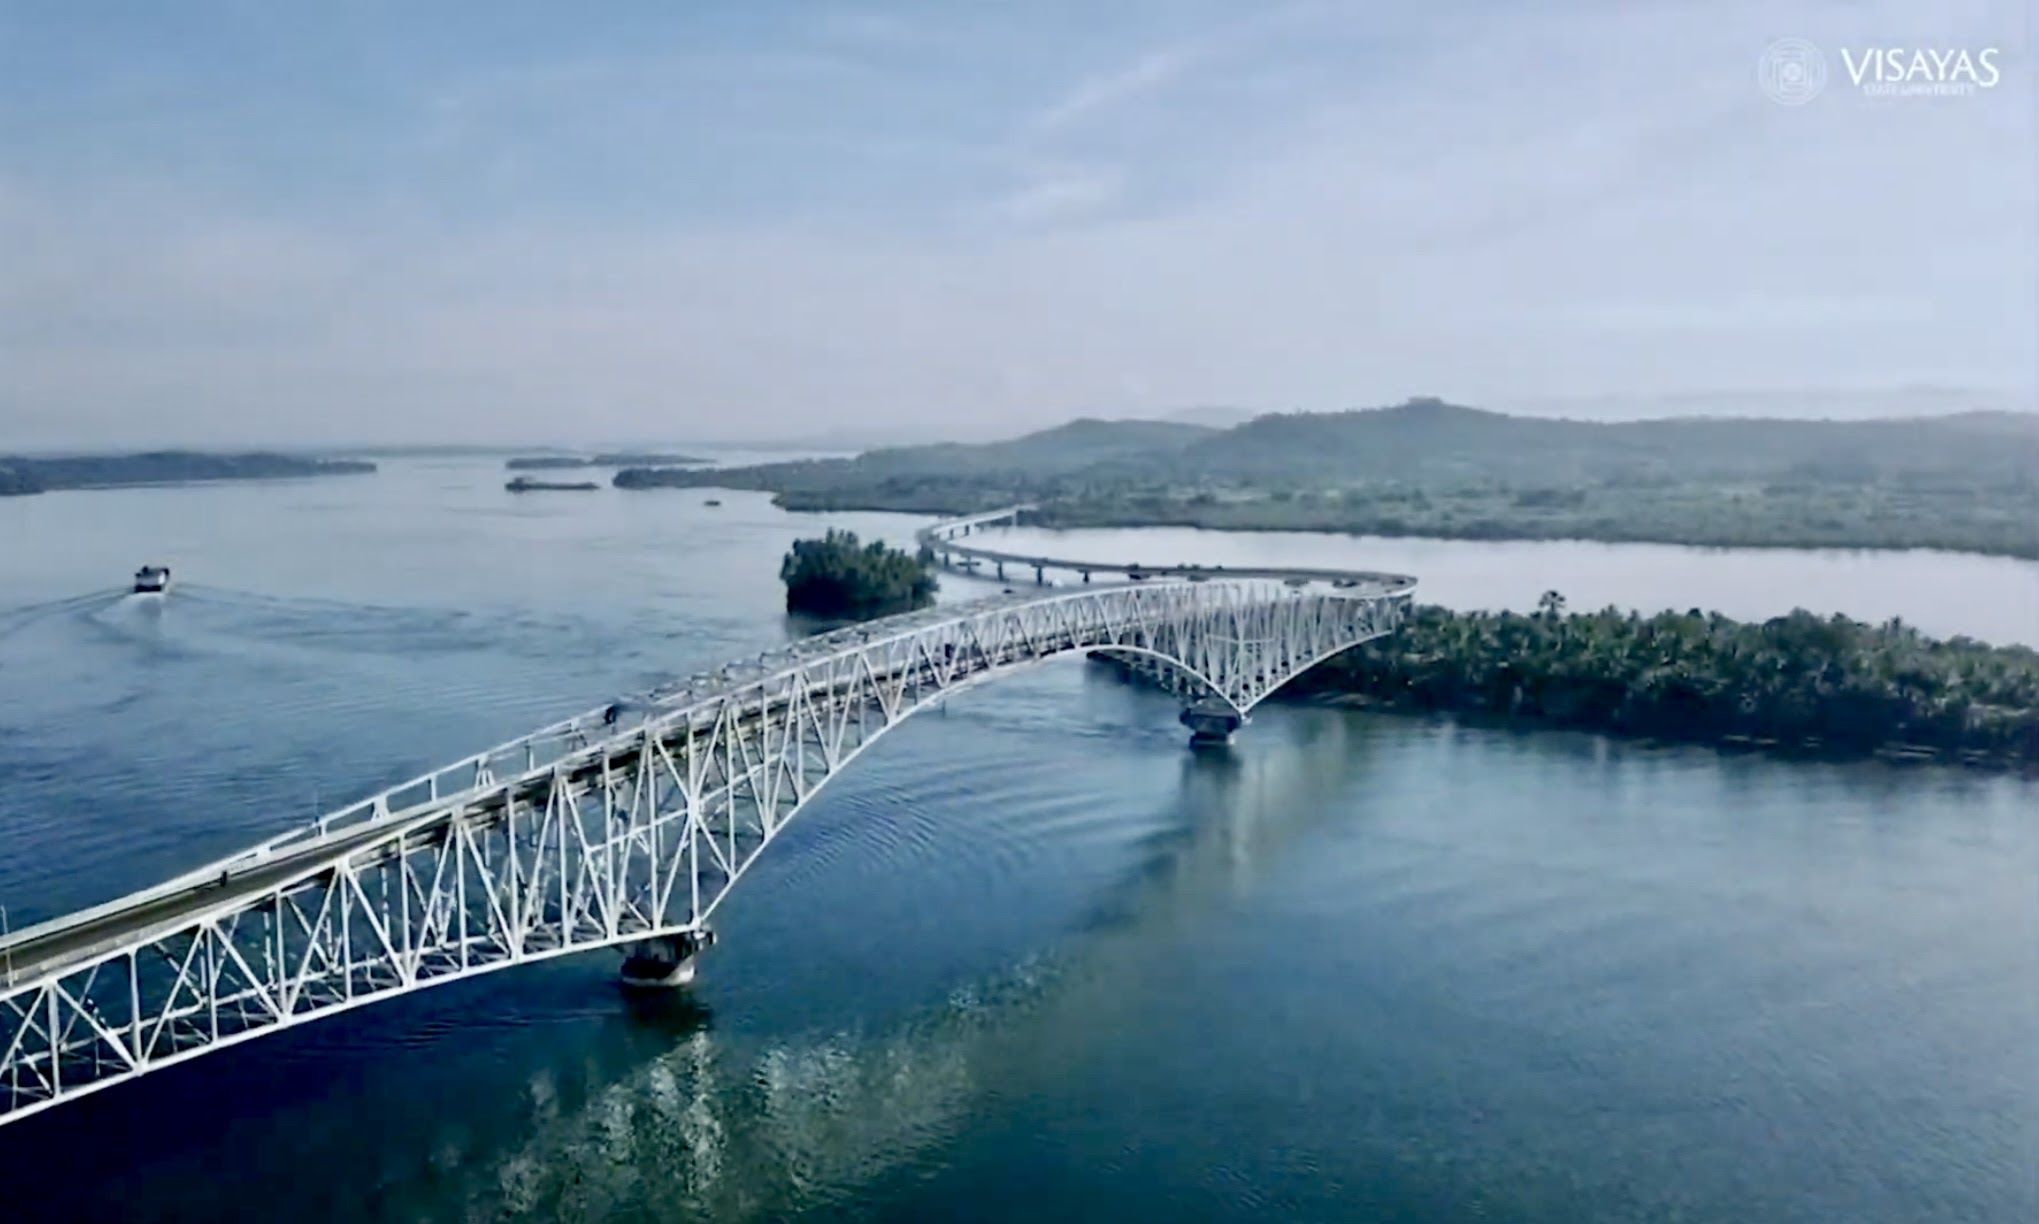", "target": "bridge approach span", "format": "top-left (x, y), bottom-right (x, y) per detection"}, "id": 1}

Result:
top-left (917, 505), bottom-right (1423, 591)
top-left (0, 510), bottom-right (1414, 1129)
